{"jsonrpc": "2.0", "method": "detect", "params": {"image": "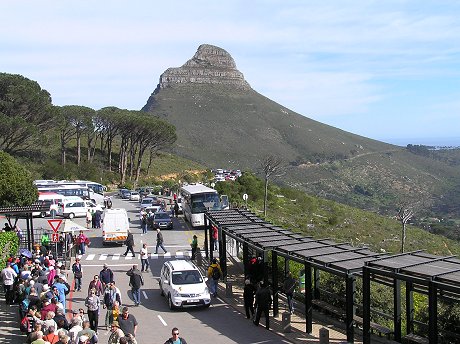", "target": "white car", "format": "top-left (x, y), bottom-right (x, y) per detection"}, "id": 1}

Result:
top-left (129, 191), bottom-right (140, 201)
top-left (159, 260), bottom-right (211, 309)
